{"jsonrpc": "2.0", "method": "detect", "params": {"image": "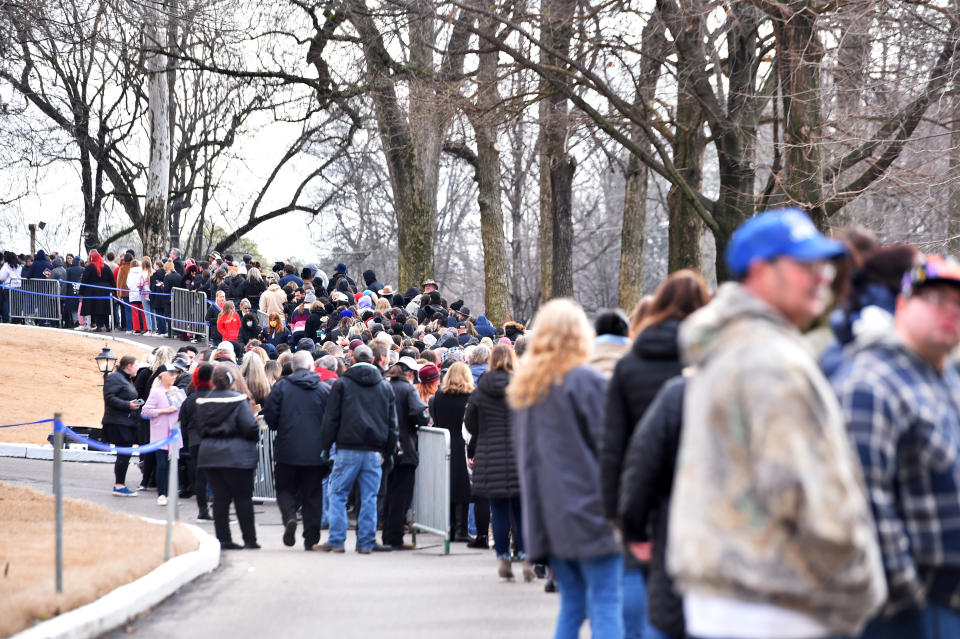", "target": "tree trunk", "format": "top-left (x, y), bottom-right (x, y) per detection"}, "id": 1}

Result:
top-left (777, 6), bottom-right (826, 227)
top-left (468, 14), bottom-right (512, 326)
top-left (618, 10), bottom-right (667, 310)
top-left (537, 105), bottom-right (554, 302)
top-left (143, 3), bottom-right (170, 257)
top-left (539, 0), bottom-right (577, 299)
top-left (667, 89), bottom-right (706, 272)
top-left (949, 91), bottom-right (960, 255)
top-left (166, 0), bottom-right (180, 250)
